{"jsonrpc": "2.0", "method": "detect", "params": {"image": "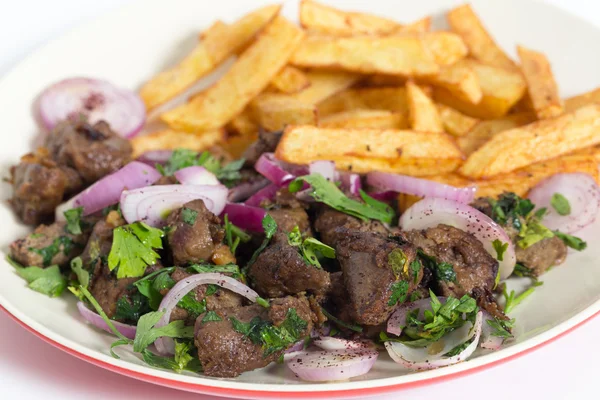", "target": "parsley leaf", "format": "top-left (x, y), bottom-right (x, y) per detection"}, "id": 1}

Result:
top-left (223, 214), bottom-right (251, 255)
top-left (201, 311), bottom-right (222, 323)
top-left (492, 239), bottom-right (508, 261)
top-left (388, 280), bottom-right (409, 306)
top-left (488, 193), bottom-right (535, 230)
top-left (502, 282), bottom-right (542, 314)
top-left (70, 256), bottom-right (89, 288)
top-left (177, 294), bottom-right (207, 319)
top-left (418, 250), bottom-right (456, 282)
top-left (550, 193), bottom-right (571, 216)
top-left (444, 339), bottom-right (473, 357)
top-left (29, 236), bottom-right (74, 267)
top-left (141, 348), bottom-right (201, 373)
top-left (181, 208), bottom-right (198, 225)
top-left (517, 218), bottom-right (554, 249)
top-left (173, 340), bottom-right (202, 373)
top-left (409, 260), bottom-right (421, 284)
top-left (554, 231), bottom-right (587, 251)
top-left (64, 207), bottom-right (84, 235)
top-left (159, 149), bottom-right (244, 187)
top-left (132, 311), bottom-right (194, 353)
top-left (320, 307), bottom-right (363, 333)
top-left (114, 292), bottom-right (151, 324)
top-left (289, 174), bottom-right (394, 224)
top-left (388, 249), bottom-right (408, 279)
top-left (486, 317), bottom-right (514, 338)
top-left (8, 257), bottom-right (67, 298)
top-left (108, 222), bottom-right (164, 278)
top-left (246, 215), bottom-right (277, 269)
top-left (287, 226), bottom-right (335, 268)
